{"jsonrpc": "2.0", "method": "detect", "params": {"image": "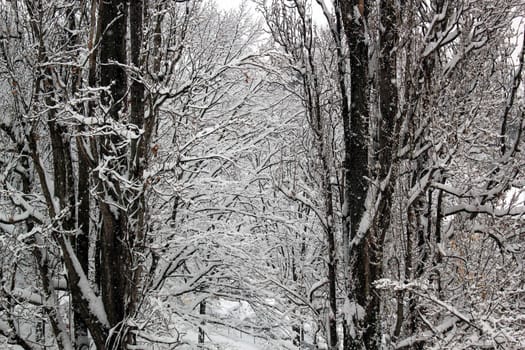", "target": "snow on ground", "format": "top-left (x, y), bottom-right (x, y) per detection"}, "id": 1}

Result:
top-left (206, 332), bottom-right (264, 350)
top-left (180, 327), bottom-right (268, 350)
